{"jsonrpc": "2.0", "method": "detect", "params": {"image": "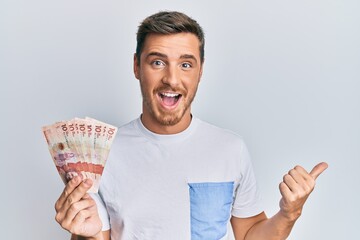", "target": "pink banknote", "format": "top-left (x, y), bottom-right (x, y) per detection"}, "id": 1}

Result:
top-left (42, 117), bottom-right (118, 193)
